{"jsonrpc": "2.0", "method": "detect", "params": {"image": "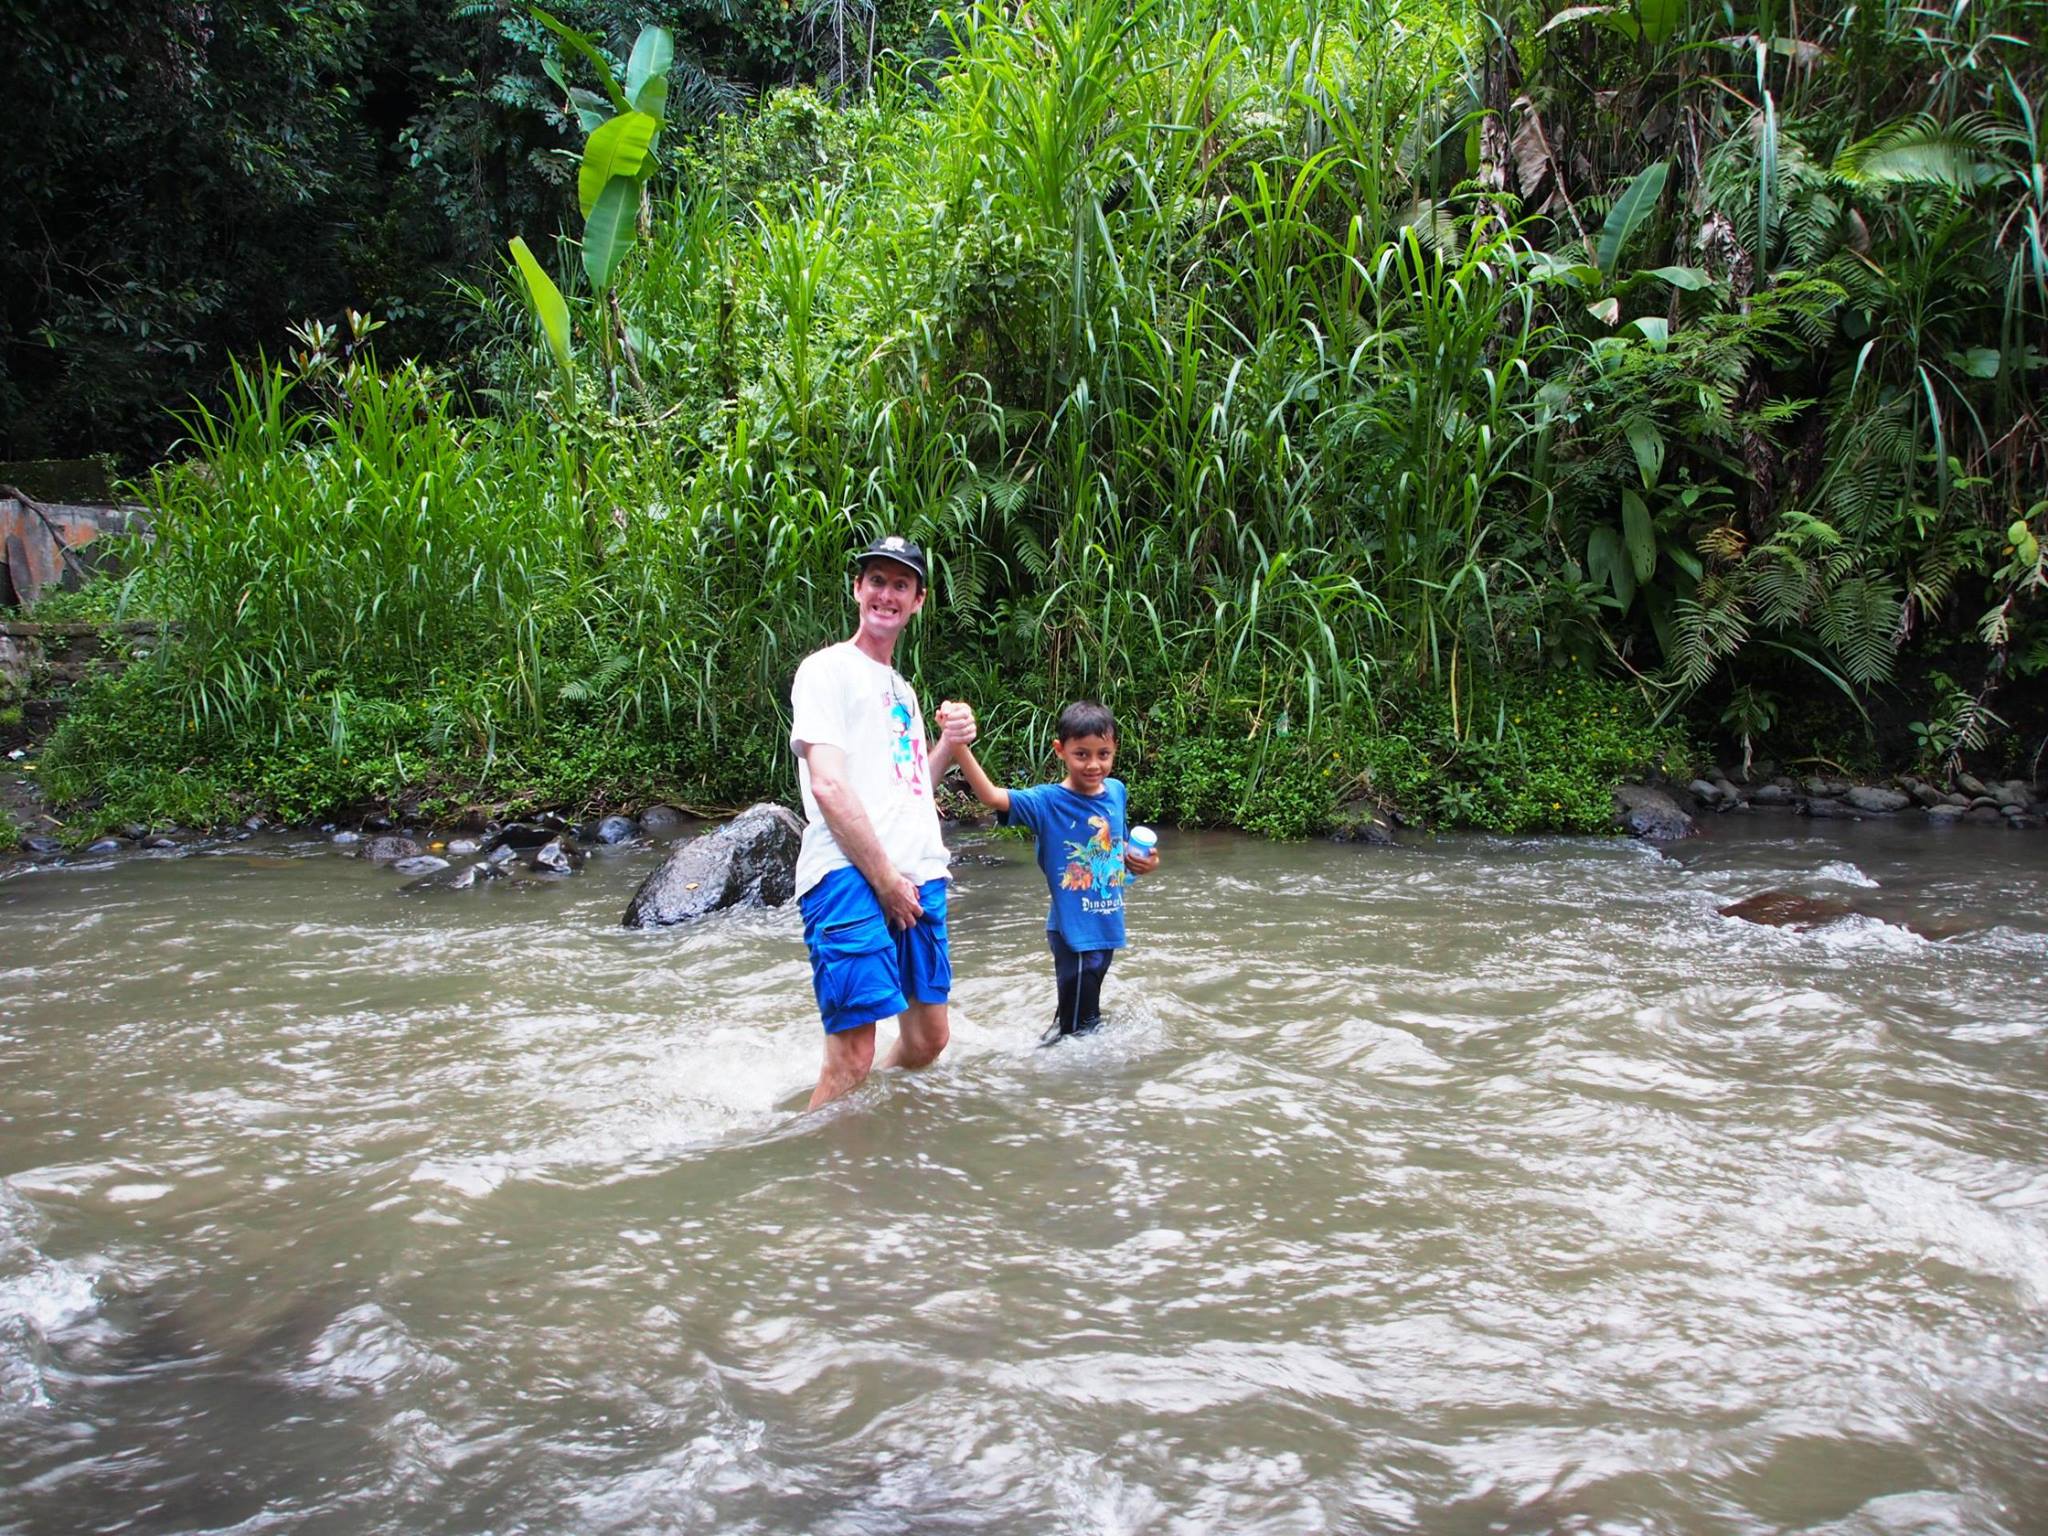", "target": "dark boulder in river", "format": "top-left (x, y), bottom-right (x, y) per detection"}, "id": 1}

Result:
top-left (1327, 797), bottom-right (1395, 845)
top-left (1612, 785), bottom-right (1696, 841)
top-left (485, 823), bottom-right (557, 852)
top-left (623, 803), bottom-right (802, 929)
top-left (1718, 890), bottom-right (1859, 930)
top-left (637, 804), bottom-right (693, 840)
top-left (532, 836), bottom-right (581, 875)
top-left (401, 861), bottom-right (481, 894)
top-left (1799, 797), bottom-right (1864, 821)
top-left (592, 815), bottom-right (638, 845)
